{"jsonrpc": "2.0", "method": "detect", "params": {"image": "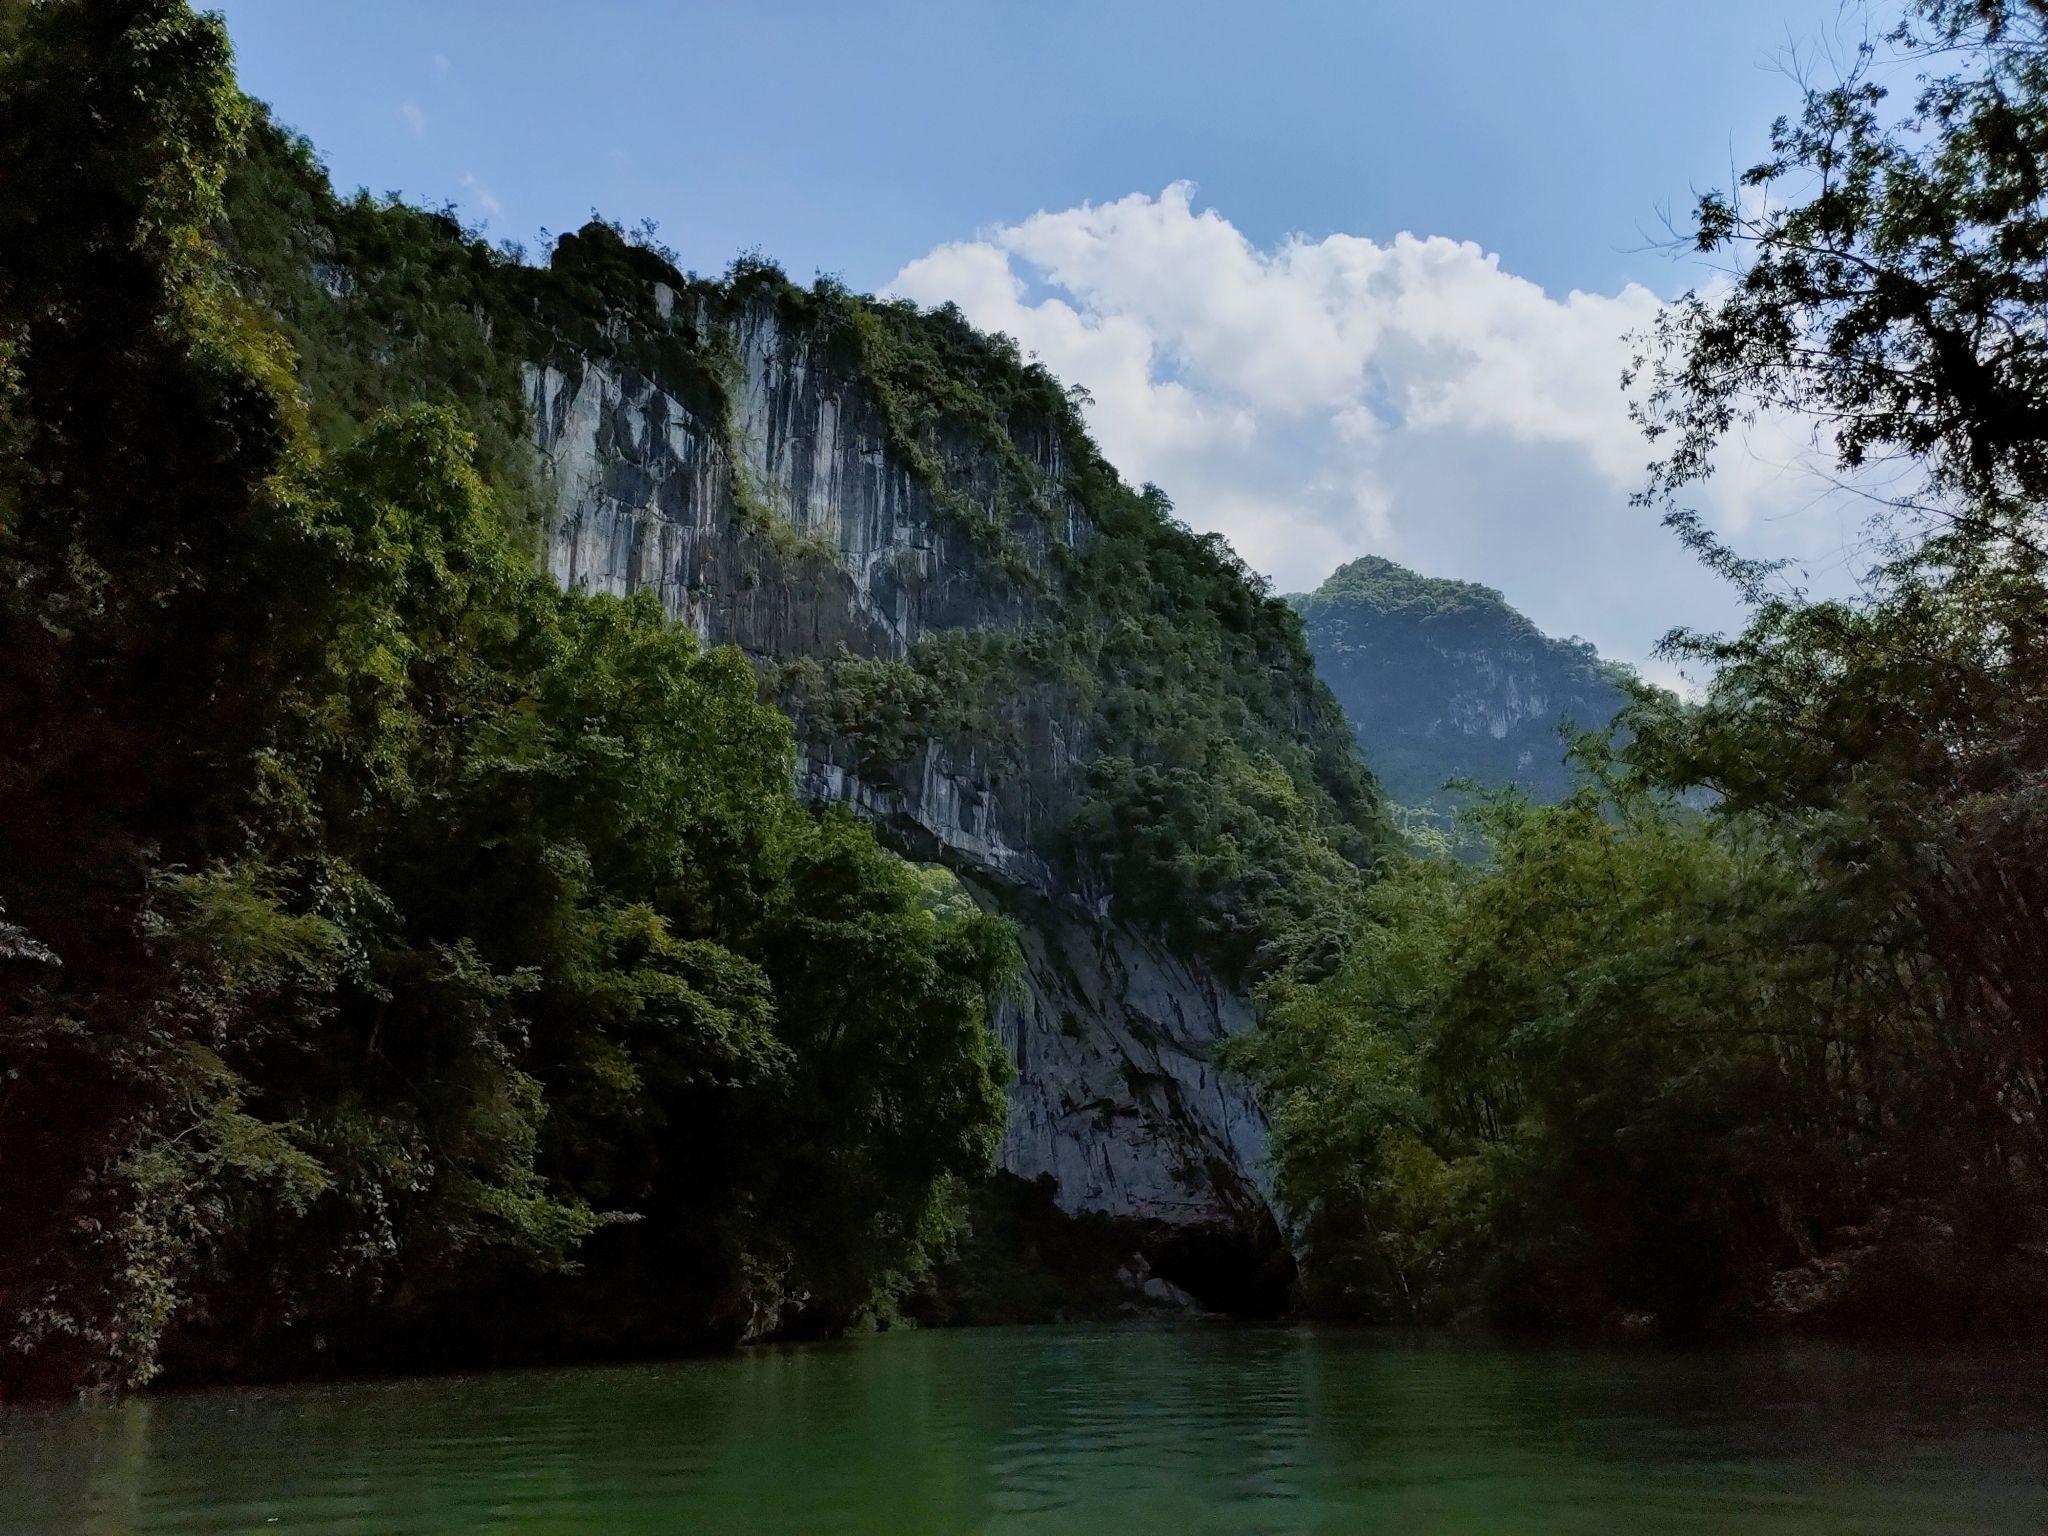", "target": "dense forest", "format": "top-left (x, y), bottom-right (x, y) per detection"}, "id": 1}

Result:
top-left (1232, 0), bottom-right (2048, 1335)
top-left (212, 65), bottom-right (1387, 1306)
top-left (6, 0), bottom-right (2048, 1404)
top-left (0, 0), bottom-right (1027, 1397)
